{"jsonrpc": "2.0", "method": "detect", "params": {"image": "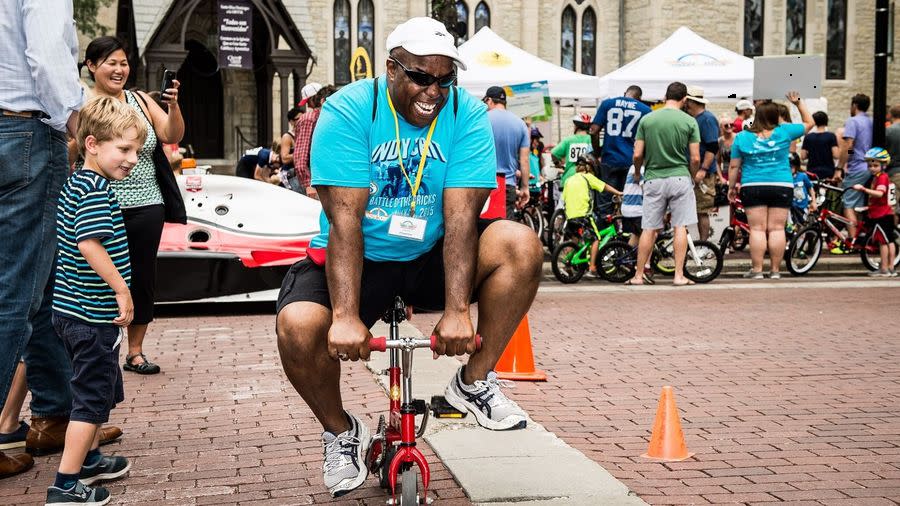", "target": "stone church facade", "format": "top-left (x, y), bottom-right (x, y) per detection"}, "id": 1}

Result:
top-left (86, 0), bottom-right (897, 160)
